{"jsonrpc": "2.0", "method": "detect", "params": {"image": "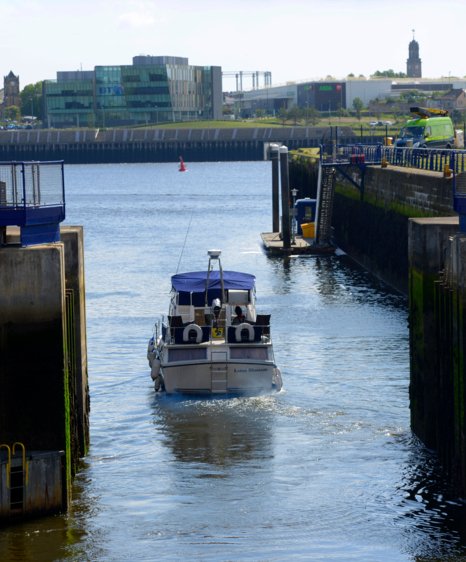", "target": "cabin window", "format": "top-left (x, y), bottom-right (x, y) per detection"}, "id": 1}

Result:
top-left (230, 347), bottom-right (268, 360)
top-left (228, 290), bottom-right (250, 305)
top-left (168, 348), bottom-right (207, 362)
